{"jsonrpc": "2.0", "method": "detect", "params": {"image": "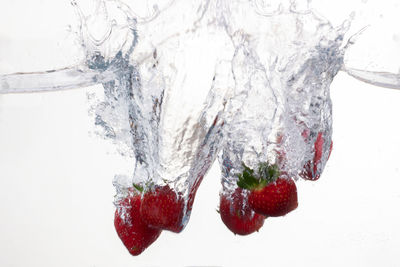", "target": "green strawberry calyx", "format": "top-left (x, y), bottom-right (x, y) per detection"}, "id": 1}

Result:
top-left (236, 162), bottom-right (280, 191)
top-left (133, 183), bottom-right (144, 192)
top-left (132, 180), bottom-right (158, 193)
